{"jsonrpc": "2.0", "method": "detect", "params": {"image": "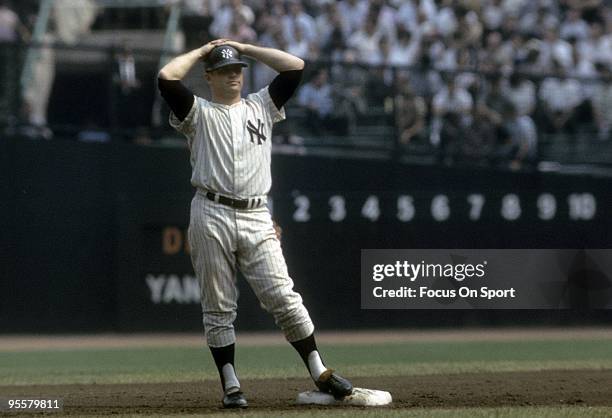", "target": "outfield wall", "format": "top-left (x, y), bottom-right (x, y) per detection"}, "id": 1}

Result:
top-left (1, 138), bottom-right (611, 332)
